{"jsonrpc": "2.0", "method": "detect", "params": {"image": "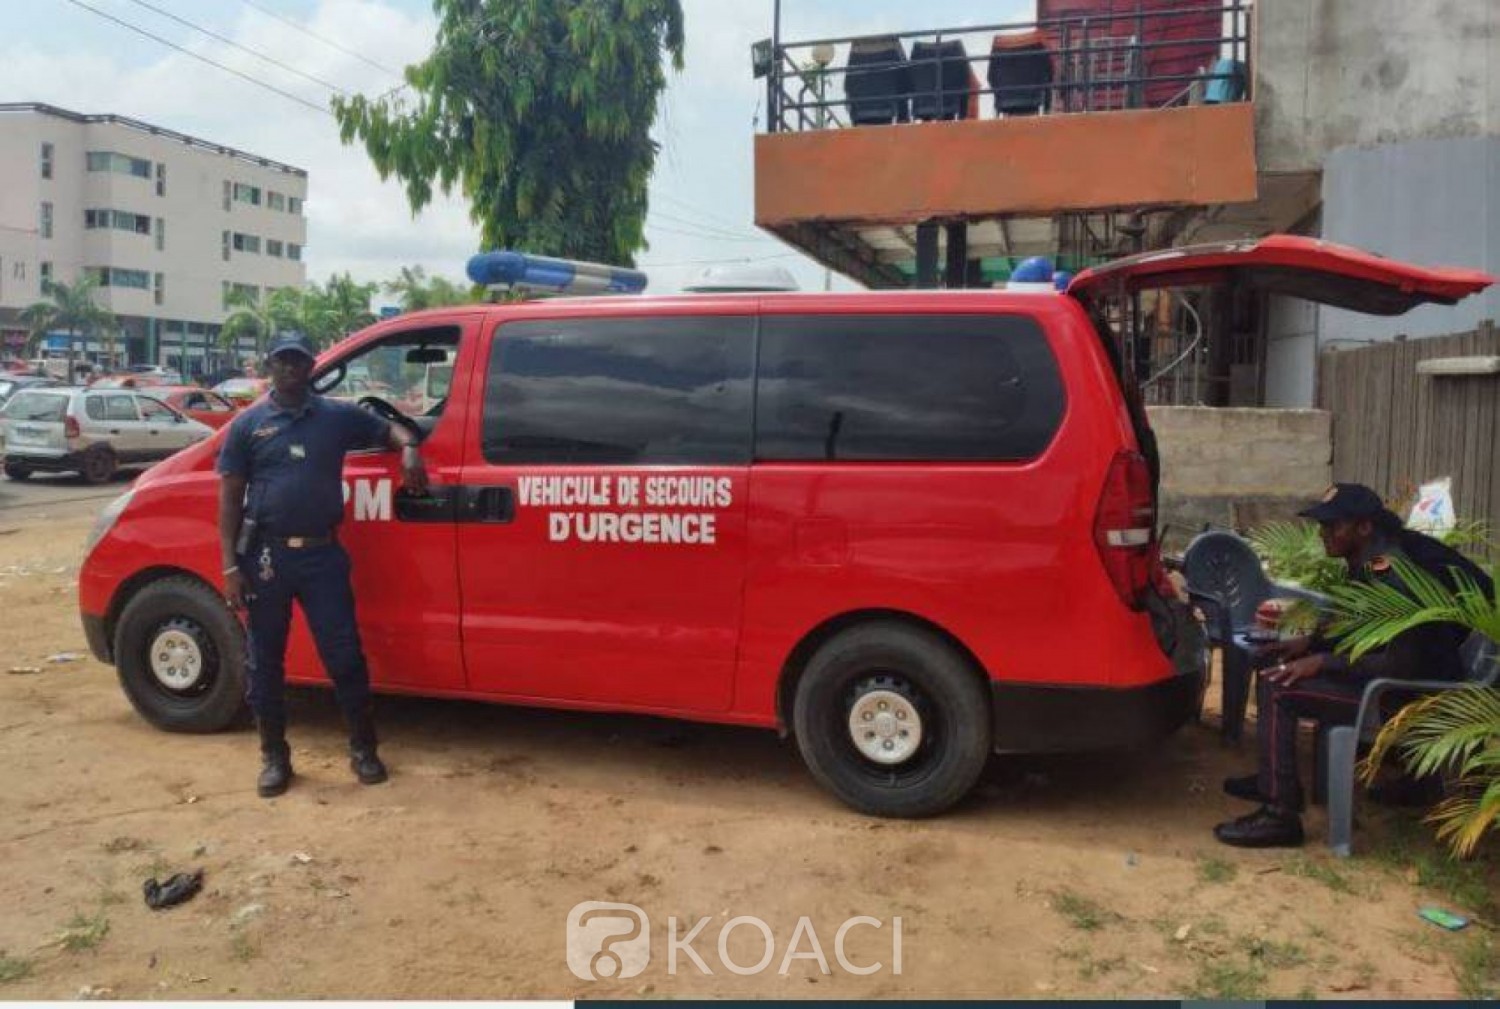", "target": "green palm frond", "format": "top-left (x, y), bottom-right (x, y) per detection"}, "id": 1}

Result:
top-left (1248, 521), bottom-right (1348, 593)
top-left (1428, 777), bottom-right (1500, 858)
top-left (1327, 556), bottom-right (1500, 662)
